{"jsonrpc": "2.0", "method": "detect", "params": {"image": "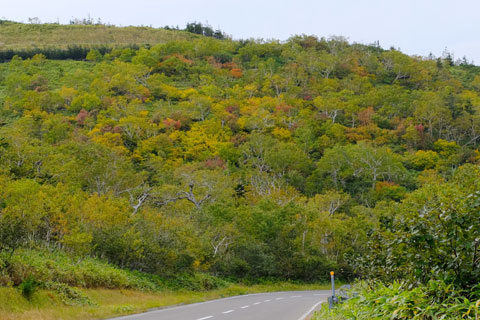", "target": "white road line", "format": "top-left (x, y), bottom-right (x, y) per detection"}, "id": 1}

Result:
top-left (115, 291), bottom-right (290, 319)
top-left (222, 310), bottom-right (234, 314)
top-left (291, 295), bottom-right (302, 298)
top-left (197, 316), bottom-right (213, 320)
top-left (253, 302), bottom-right (261, 305)
top-left (108, 291), bottom-right (331, 320)
top-left (264, 299), bottom-right (271, 302)
top-left (275, 297), bottom-right (284, 300)
top-left (240, 305), bottom-right (249, 309)
top-left (297, 301), bottom-right (324, 320)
